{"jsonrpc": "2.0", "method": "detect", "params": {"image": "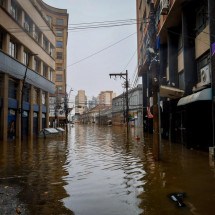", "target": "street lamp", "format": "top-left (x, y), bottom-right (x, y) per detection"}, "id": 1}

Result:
top-left (20, 52), bottom-right (38, 138)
